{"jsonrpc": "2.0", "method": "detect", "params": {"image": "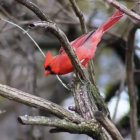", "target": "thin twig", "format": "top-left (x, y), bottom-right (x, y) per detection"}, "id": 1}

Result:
top-left (0, 16), bottom-right (69, 90)
top-left (52, 2), bottom-right (74, 20)
top-left (0, 18), bottom-right (45, 57)
top-left (103, 0), bottom-right (140, 21)
top-left (56, 75), bottom-right (70, 90)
